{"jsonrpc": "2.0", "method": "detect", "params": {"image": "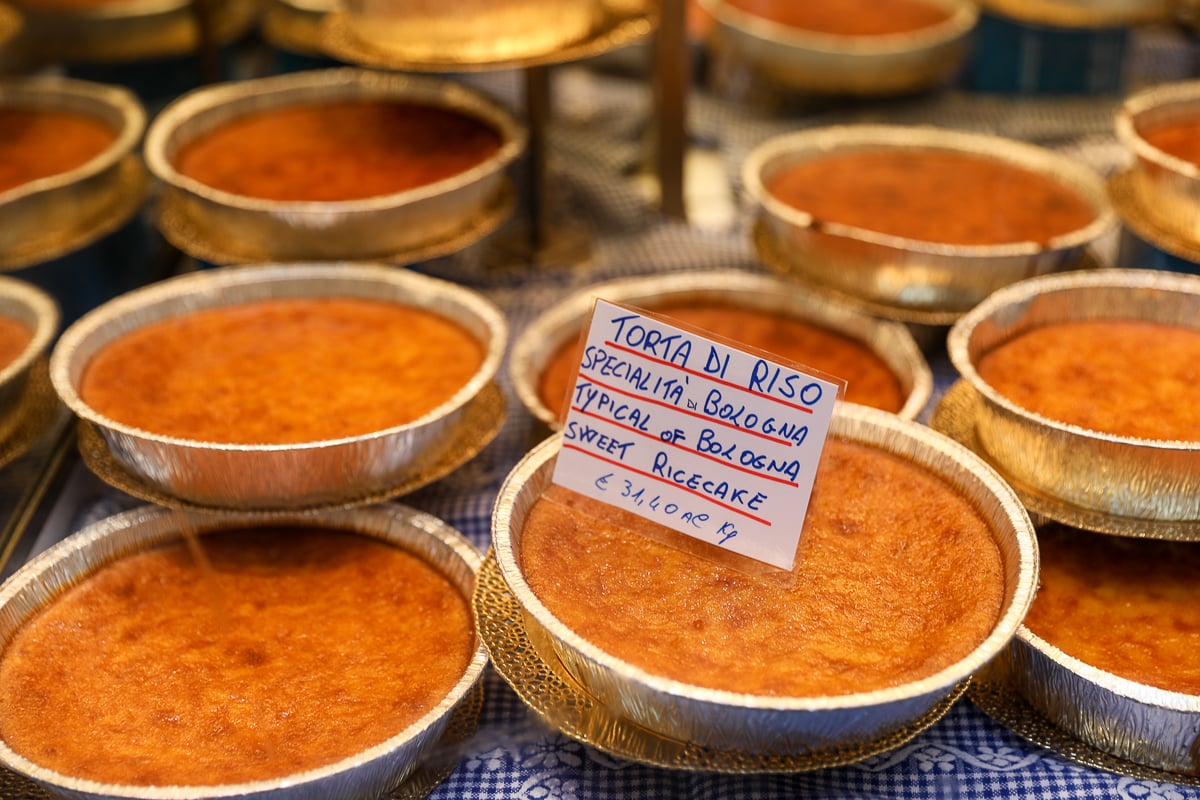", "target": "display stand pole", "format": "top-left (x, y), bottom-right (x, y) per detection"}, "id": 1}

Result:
top-left (655, 0), bottom-right (688, 220)
top-left (524, 64), bottom-right (552, 254)
top-left (190, 0), bottom-right (222, 84)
